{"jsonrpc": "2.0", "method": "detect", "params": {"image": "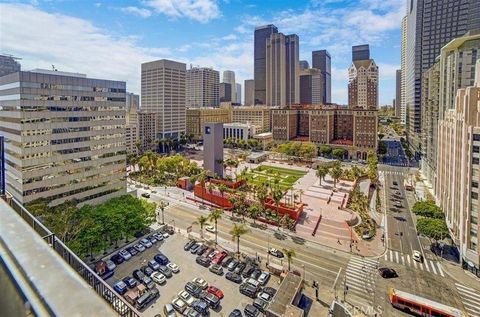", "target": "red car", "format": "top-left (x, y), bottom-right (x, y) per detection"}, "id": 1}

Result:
top-left (212, 251), bottom-right (228, 265)
top-left (207, 286), bottom-right (224, 299)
